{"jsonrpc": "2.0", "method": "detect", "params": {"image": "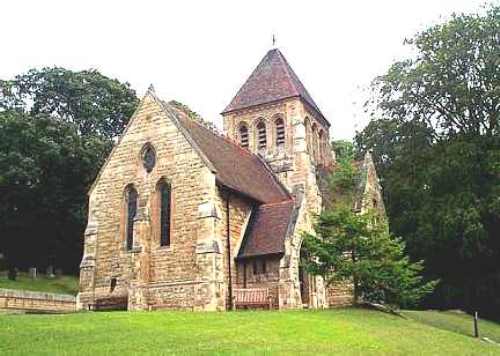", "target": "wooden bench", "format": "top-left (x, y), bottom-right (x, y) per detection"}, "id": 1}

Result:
top-left (89, 296), bottom-right (128, 311)
top-left (233, 288), bottom-right (273, 310)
